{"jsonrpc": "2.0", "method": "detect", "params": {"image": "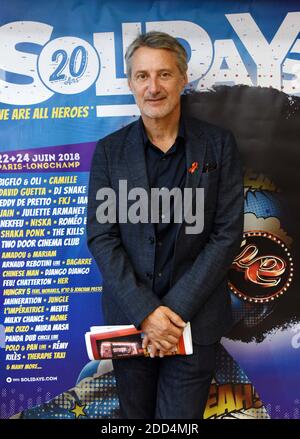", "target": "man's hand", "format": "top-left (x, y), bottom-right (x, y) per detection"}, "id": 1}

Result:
top-left (140, 306), bottom-right (186, 358)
